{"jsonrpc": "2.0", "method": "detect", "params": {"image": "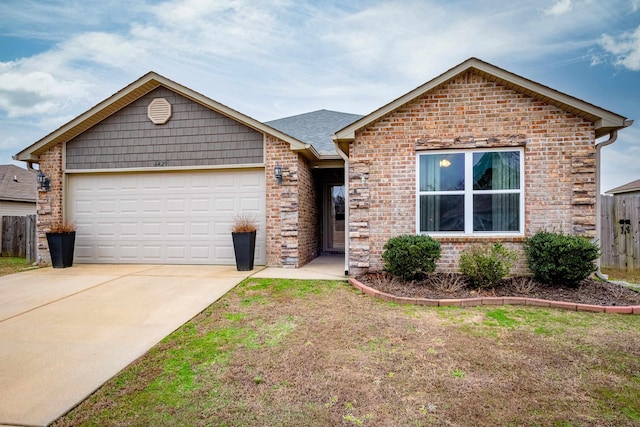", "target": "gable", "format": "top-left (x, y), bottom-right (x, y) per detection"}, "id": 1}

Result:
top-left (65, 87), bottom-right (264, 170)
top-left (15, 72), bottom-right (313, 165)
top-left (334, 57), bottom-right (631, 143)
top-left (356, 69), bottom-right (591, 143)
